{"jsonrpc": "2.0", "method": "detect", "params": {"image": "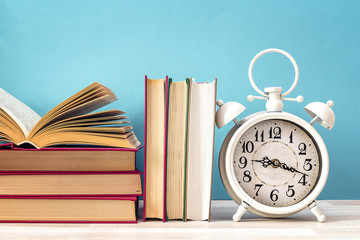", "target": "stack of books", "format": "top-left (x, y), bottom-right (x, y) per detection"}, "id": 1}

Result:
top-left (144, 76), bottom-right (216, 222)
top-left (0, 83), bottom-right (142, 223)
